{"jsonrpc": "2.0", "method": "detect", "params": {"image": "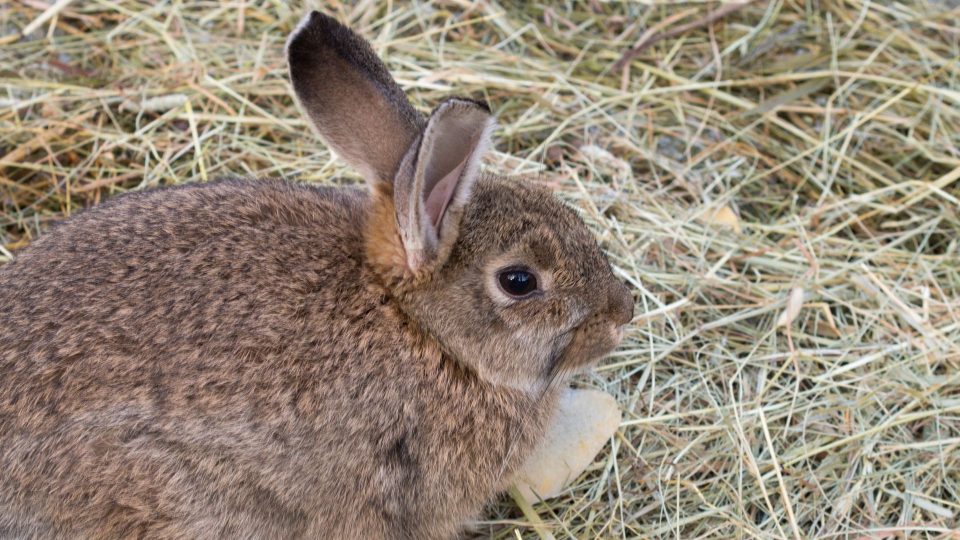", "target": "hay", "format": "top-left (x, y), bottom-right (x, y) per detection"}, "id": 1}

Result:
top-left (2, 1), bottom-right (959, 538)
